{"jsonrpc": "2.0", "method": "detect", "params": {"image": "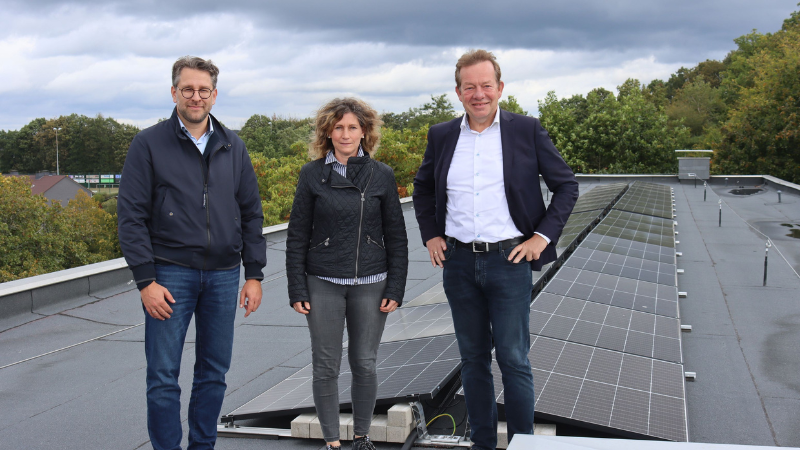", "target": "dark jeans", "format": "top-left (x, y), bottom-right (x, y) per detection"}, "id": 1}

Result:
top-left (442, 242), bottom-right (535, 450)
top-left (144, 264), bottom-right (240, 450)
top-left (305, 275), bottom-right (388, 442)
